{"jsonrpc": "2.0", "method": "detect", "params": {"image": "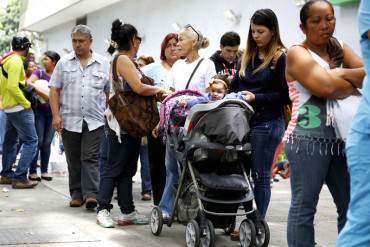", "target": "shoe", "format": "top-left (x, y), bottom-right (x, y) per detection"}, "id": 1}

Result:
top-left (97, 209), bottom-right (115, 228)
top-left (69, 198), bottom-right (85, 207)
top-left (12, 179), bottom-right (38, 189)
top-left (28, 175), bottom-right (41, 182)
top-left (0, 176), bottom-right (12, 185)
top-left (230, 230), bottom-right (240, 241)
top-left (85, 197), bottom-right (98, 210)
top-left (41, 175), bottom-right (53, 181)
top-left (141, 193), bottom-right (152, 201)
top-left (117, 210), bottom-right (149, 226)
